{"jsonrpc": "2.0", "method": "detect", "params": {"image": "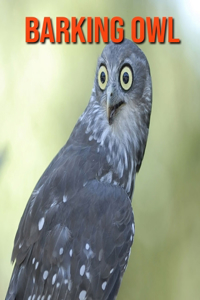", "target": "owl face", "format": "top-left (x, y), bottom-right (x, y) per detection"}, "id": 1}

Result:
top-left (94, 39), bottom-right (152, 128)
